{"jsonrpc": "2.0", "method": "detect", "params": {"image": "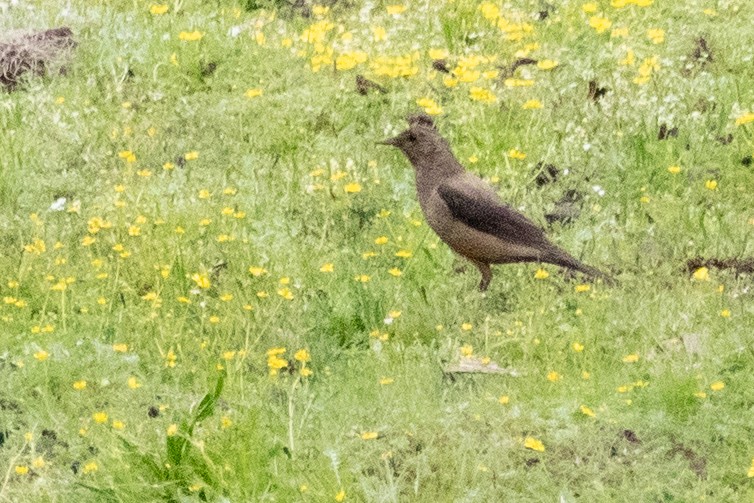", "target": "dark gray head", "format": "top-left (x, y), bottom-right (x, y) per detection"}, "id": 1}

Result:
top-left (377, 114), bottom-right (454, 168)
